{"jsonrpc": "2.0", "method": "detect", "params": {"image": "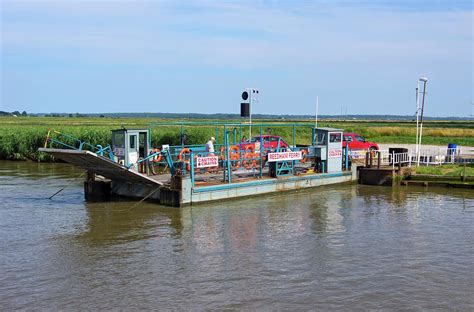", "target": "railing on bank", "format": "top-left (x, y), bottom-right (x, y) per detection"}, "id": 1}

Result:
top-left (355, 147), bottom-right (472, 169)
